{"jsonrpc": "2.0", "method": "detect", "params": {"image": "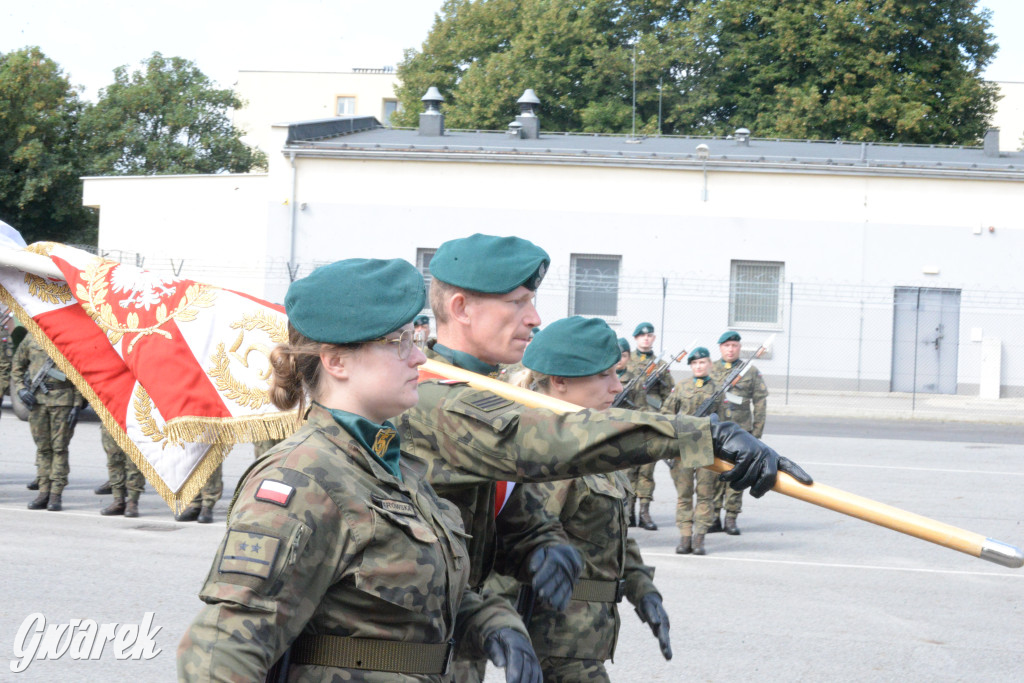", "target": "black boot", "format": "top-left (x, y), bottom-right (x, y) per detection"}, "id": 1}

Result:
top-left (124, 500), bottom-right (140, 518)
top-left (176, 506), bottom-right (201, 522)
top-left (94, 480), bottom-right (112, 495)
top-left (724, 515), bottom-right (741, 536)
top-left (691, 533), bottom-right (707, 555)
top-left (27, 480), bottom-right (39, 491)
top-left (197, 505), bottom-right (214, 524)
top-left (707, 511), bottom-right (724, 534)
top-left (47, 493), bottom-right (63, 511)
top-left (675, 536), bottom-right (692, 554)
top-left (101, 497), bottom-right (126, 516)
top-left (638, 502), bottom-right (658, 531)
top-left (28, 491), bottom-right (50, 510)
top-left (628, 499), bottom-right (637, 528)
